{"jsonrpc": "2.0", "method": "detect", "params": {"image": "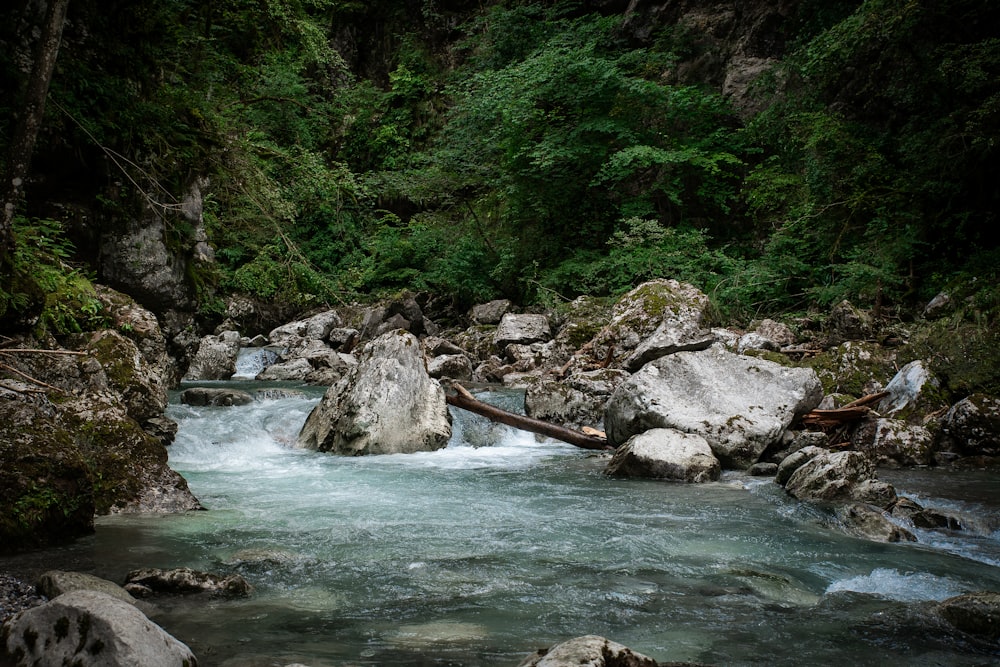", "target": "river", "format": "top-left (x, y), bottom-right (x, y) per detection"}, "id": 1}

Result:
top-left (5, 380), bottom-right (1000, 666)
